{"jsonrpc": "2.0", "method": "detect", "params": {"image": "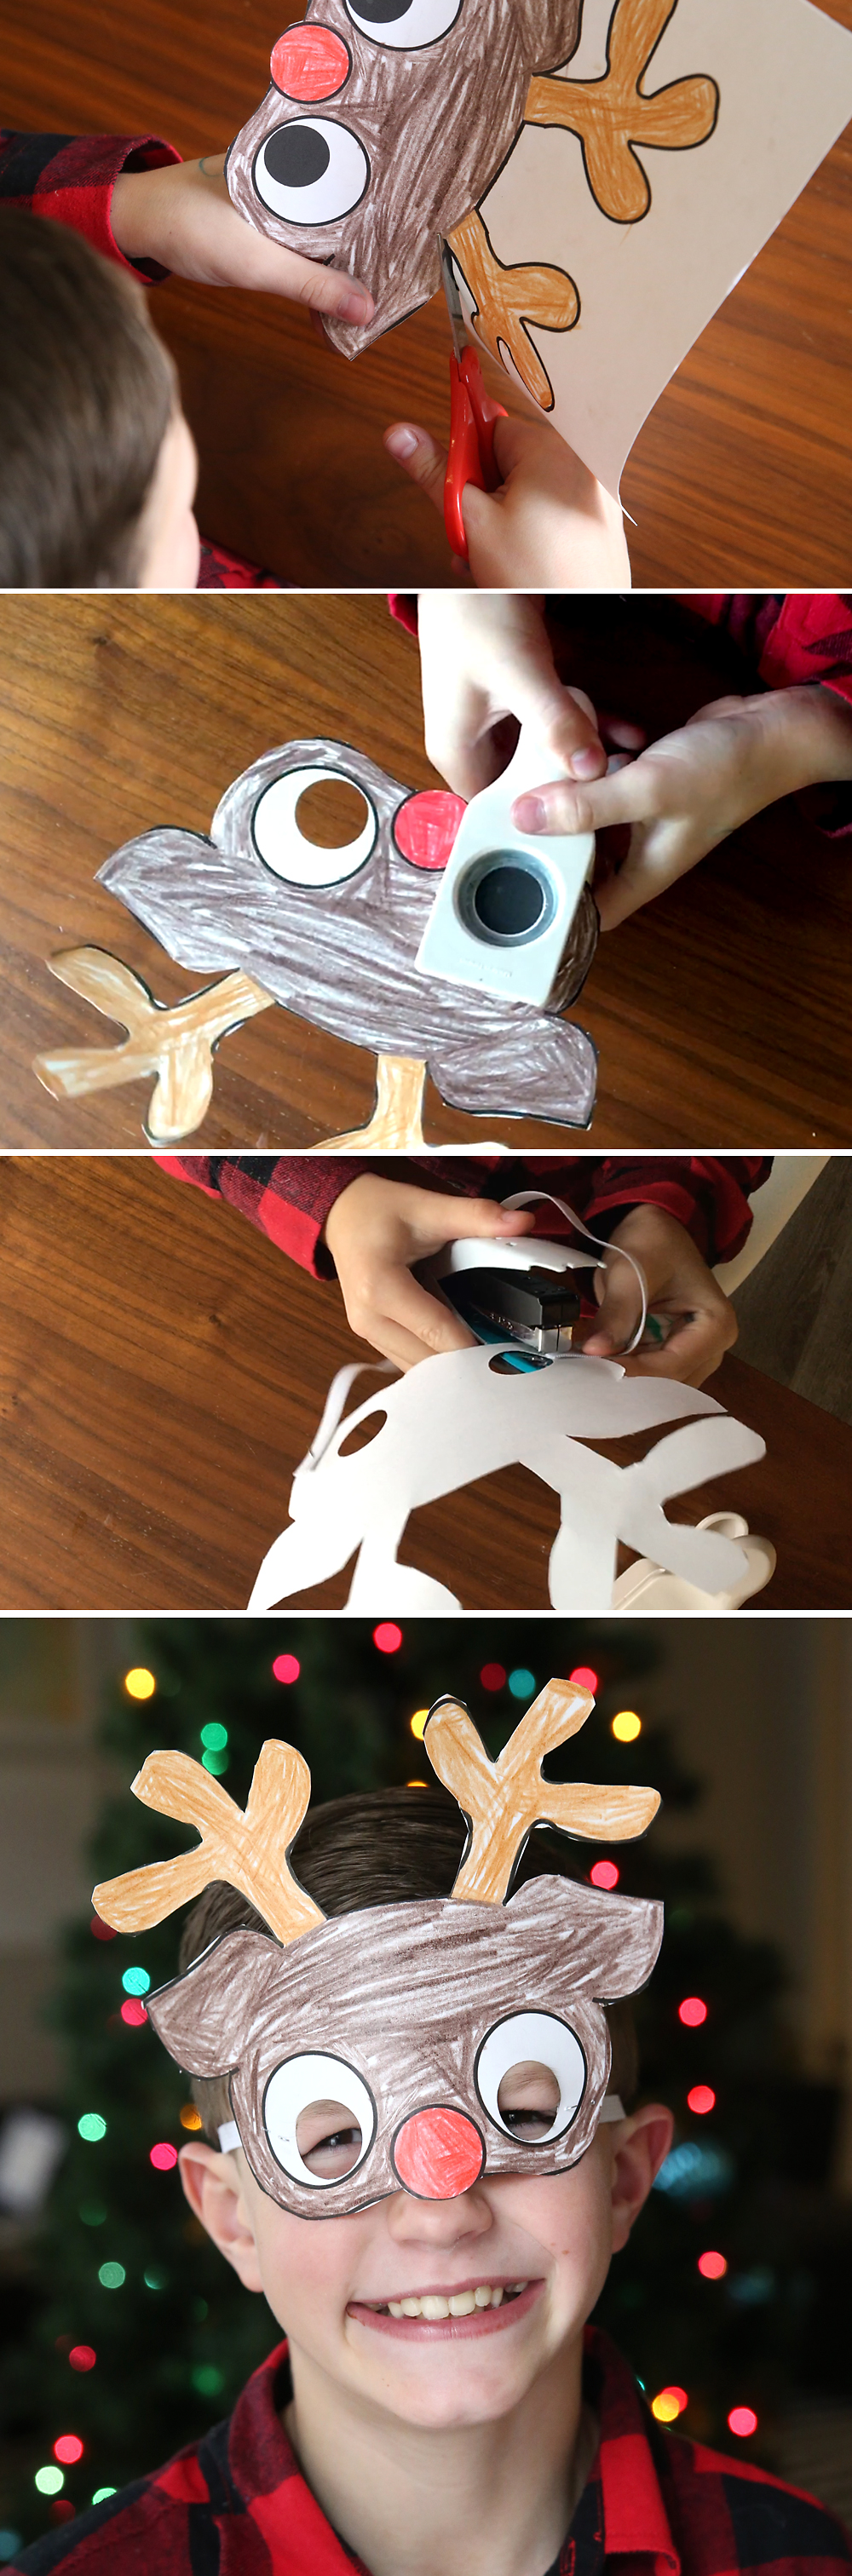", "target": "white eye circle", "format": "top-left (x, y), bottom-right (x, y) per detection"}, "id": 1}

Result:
top-left (345, 0), bottom-right (462, 47)
top-left (475, 2013), bottom-right (586, 2145)
top-left (251, 767), bottom-right (377, 887)
top-left (263, 2052), bottom-right (377, 2189)
top-left (253, 119), bottom-right (369, 225)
